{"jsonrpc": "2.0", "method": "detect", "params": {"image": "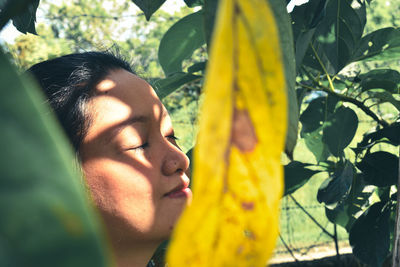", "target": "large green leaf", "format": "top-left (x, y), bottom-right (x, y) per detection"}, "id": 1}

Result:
top-left (290, 0), bottom-right (327, 71)
top-left (11, 0), bottom-right (39, 34)
top-left (358, 69), bottom-right (400, 94)
top-left (130, 0), bottom-right (167, 20)
top-left (0, 51), bottom-right (109, 266)
top-left (317, 161), bottom-right (353, 208)
top-left (302, 0), bottom-right (367, 74)
top-left (284, 161), bottom-right (319, 195)
top-left (357, 151), bottom-right (399, 187)
top-left (269, 0), bottom-right (298, 157)
top-left (349, 201), bottom-right (390, 267)
top-left (351, 27), bottom-right (400, 62)
top-left (322, 106), bottom-right (358, 157)
top-left (153, 72), bottom-right (202, 99)
top-left (158, 11), bottom-right (206, 75)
